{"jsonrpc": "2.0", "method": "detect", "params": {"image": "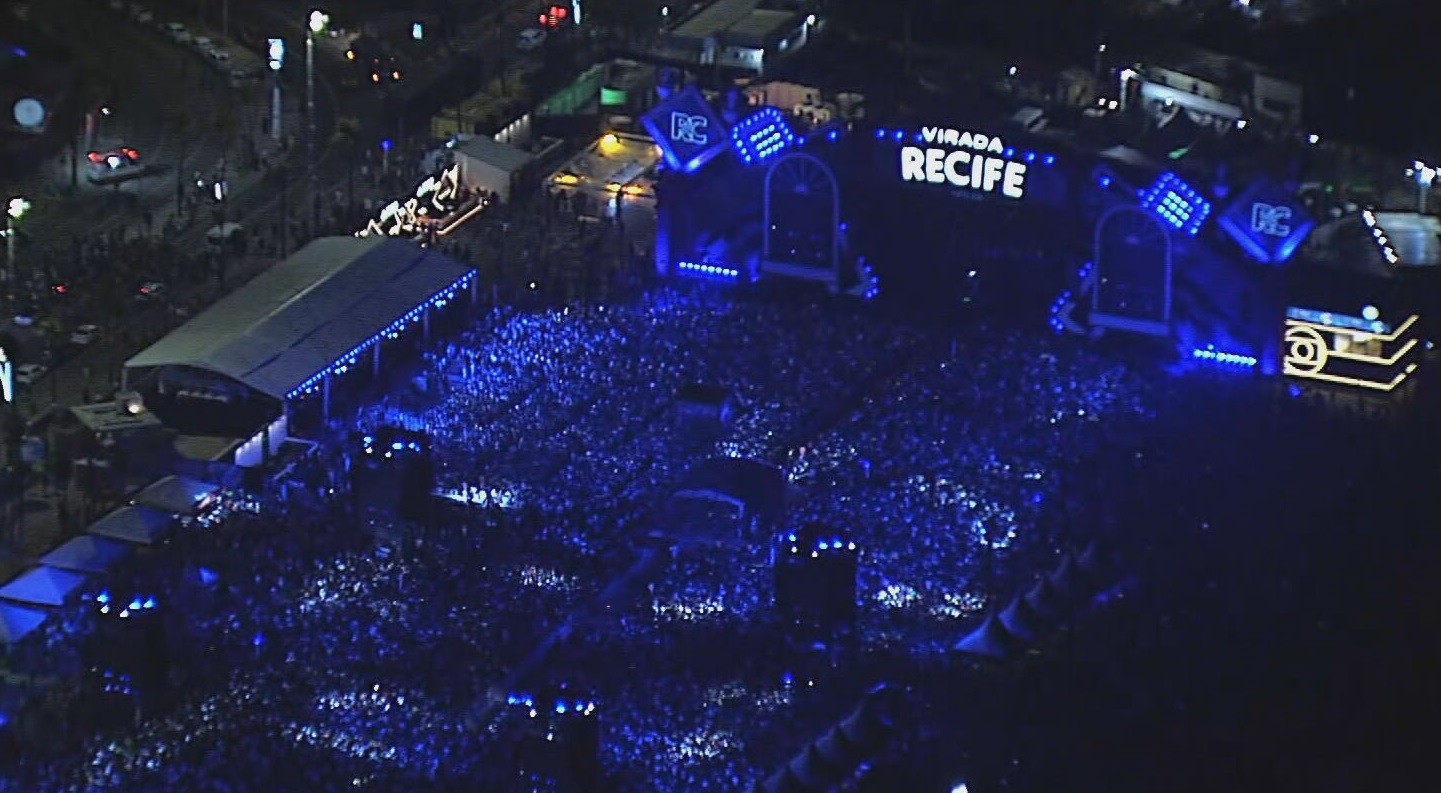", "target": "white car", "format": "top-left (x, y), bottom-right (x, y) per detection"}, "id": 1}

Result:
top-left (192, 36), bottom-right (213, 51)
top-left (16, 364), bottom-right (46, 386)
top-left (165, 22), bottom-right (190, 43)
top-left (131, 5), bottom-right (153, 24)
top-left (208, 48), bottom-right (232, 63)
top-left (516, 28), bottom-right (547, 52)
top-left (70, 324), bottom-right (101, 346)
